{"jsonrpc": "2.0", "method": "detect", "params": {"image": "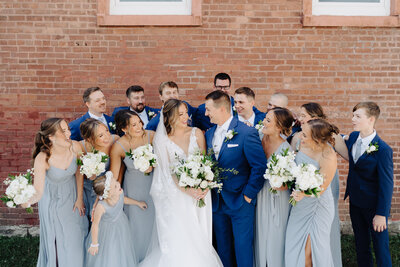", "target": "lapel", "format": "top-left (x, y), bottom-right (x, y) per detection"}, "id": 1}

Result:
top-left (82, 112), bottom-right (90, 121)
top-left (218, 117), bottom-right (238, 159)
top-left (347, 132), bottom-right (359, 164)
top-left (356, 134), bottom-right (380, 165)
